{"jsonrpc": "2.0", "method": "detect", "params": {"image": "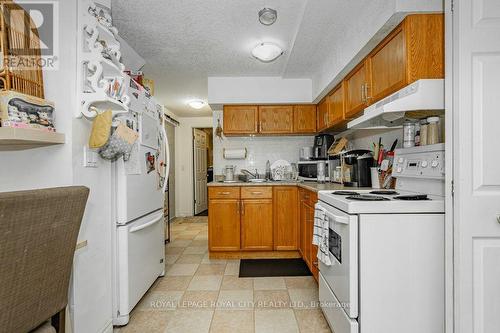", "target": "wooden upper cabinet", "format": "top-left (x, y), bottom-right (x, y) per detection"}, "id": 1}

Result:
top-left (273, 187), bottom-right (298, 251)
top-left (367, 14), bottom-right (444, 105)
top-left (223, 105), bottom-right (258, 135)
top-left (258, 105), bottom-right (294, 134)
top-left (293, 105), bottom-right (317, 133)
top-left (241, 199), bottom-right (273, 251)
top-left (327, 83), bottom-right (345, 126)
top-left (344, 61), bottom-right (369, 119)
top-left (367, 25), bottom-right (406, 104)
top-left (317, 97), bottom-right (329, 131)
top-left (403, 14), bottom-right (444, 83)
